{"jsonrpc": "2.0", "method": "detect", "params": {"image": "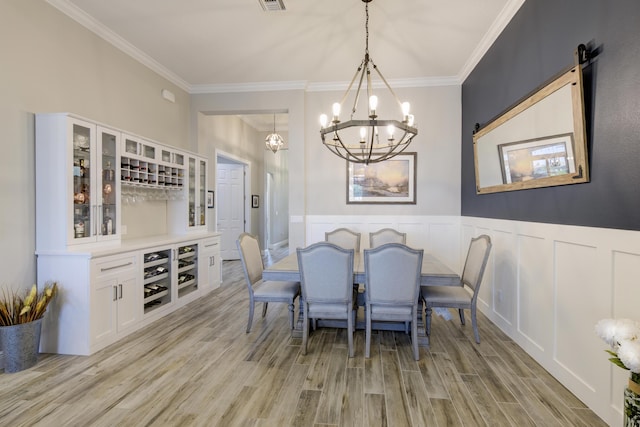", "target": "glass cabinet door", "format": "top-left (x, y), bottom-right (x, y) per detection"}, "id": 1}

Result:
top-left (72, 122), bottom-right (92, 241)
top-left (188, 157), bottom-right (196, 227)
top-left (98, 127), bottom-right (119, 238)
top-left (198, 159), bottom-right (207, 226)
